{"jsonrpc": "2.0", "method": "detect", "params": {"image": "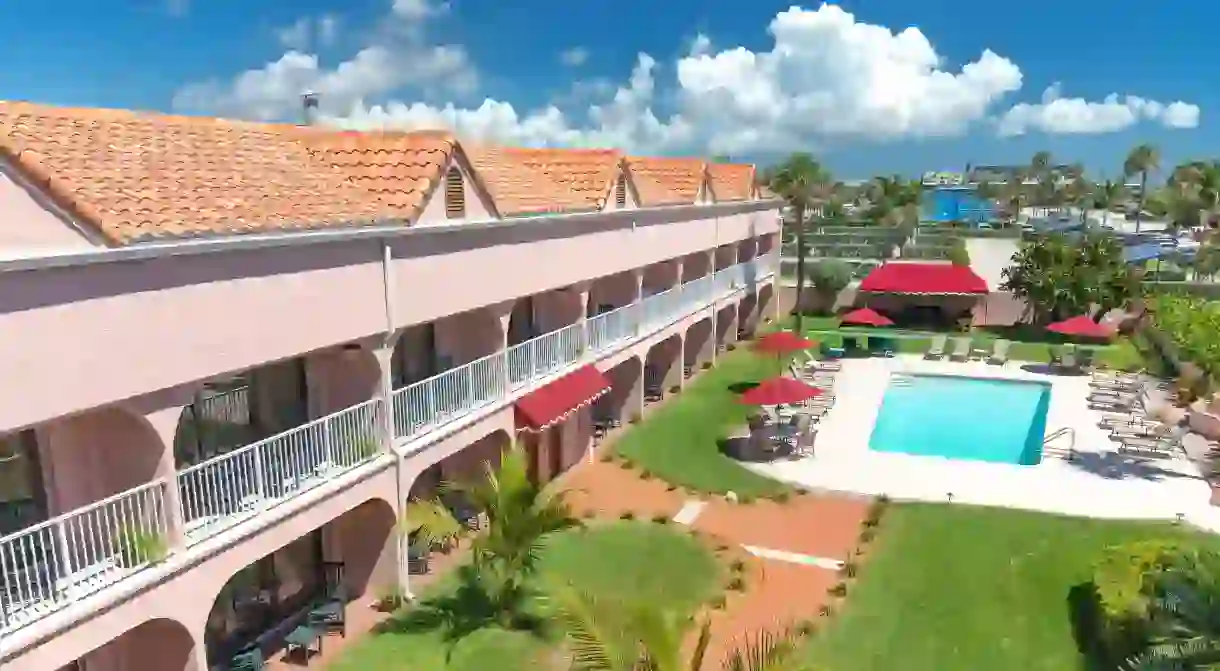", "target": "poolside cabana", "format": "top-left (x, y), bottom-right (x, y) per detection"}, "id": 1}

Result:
top-left (856, 262), bottom-right (989, 327)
